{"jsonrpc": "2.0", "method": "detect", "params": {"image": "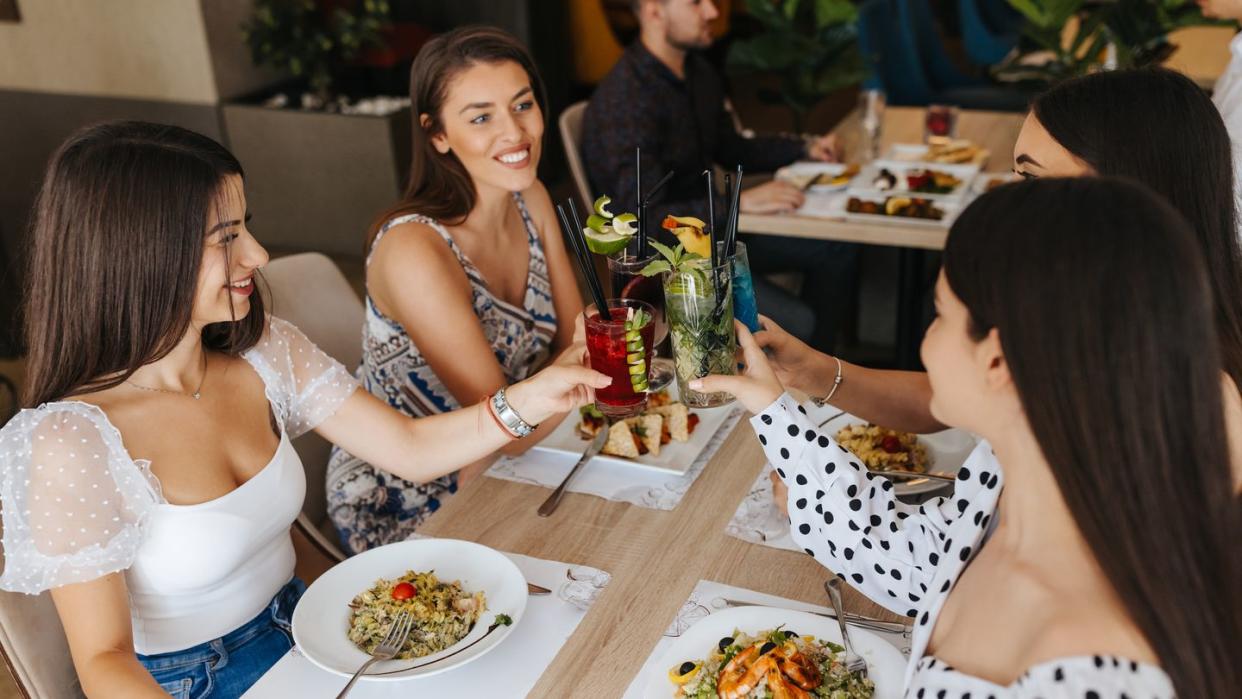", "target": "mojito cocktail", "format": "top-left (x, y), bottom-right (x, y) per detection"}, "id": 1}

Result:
top-left (664, 260), bottom-right (736, 408)
top-left (585, 299), bottom-right (656, 418)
